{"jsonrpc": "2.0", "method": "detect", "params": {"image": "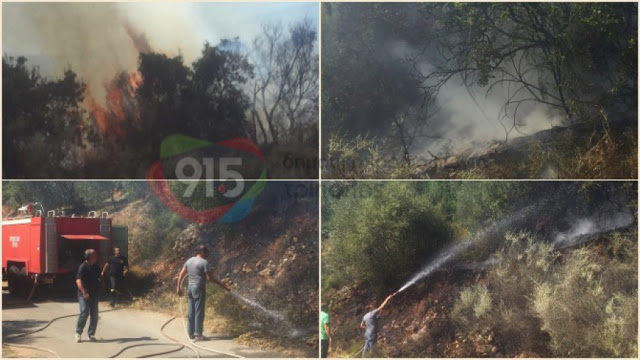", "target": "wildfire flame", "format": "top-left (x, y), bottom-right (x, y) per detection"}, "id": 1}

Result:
top-left (128, 72), bottom-right (142, 96)
top-left (83, 22), bottom-right (148, 139)
top-left (84, 71), bottom-right (142, 139)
